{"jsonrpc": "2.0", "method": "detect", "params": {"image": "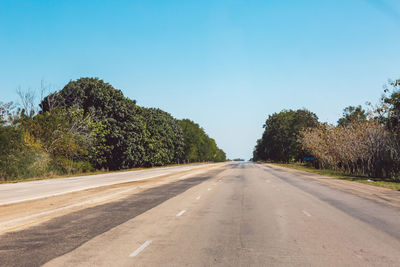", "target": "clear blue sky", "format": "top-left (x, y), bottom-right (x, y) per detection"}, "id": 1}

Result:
top-left (1, 0), bottom-right (399, 160)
